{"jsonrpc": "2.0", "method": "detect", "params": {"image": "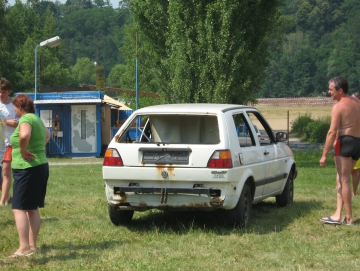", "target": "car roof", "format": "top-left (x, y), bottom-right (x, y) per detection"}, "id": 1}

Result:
top-left (135, 104), bottom-right (254, 114)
